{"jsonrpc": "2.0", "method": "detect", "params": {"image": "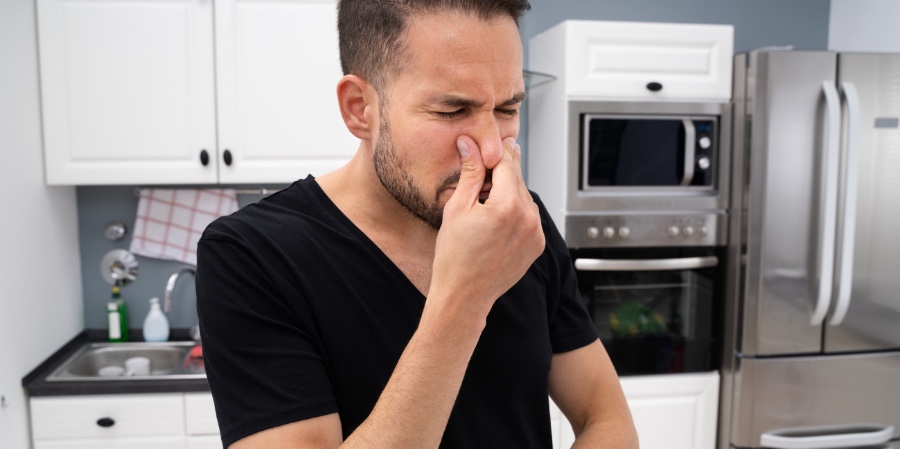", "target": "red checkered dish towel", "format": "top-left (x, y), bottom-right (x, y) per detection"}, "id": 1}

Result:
top-left (129, 189), bottom-right (239, 266)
